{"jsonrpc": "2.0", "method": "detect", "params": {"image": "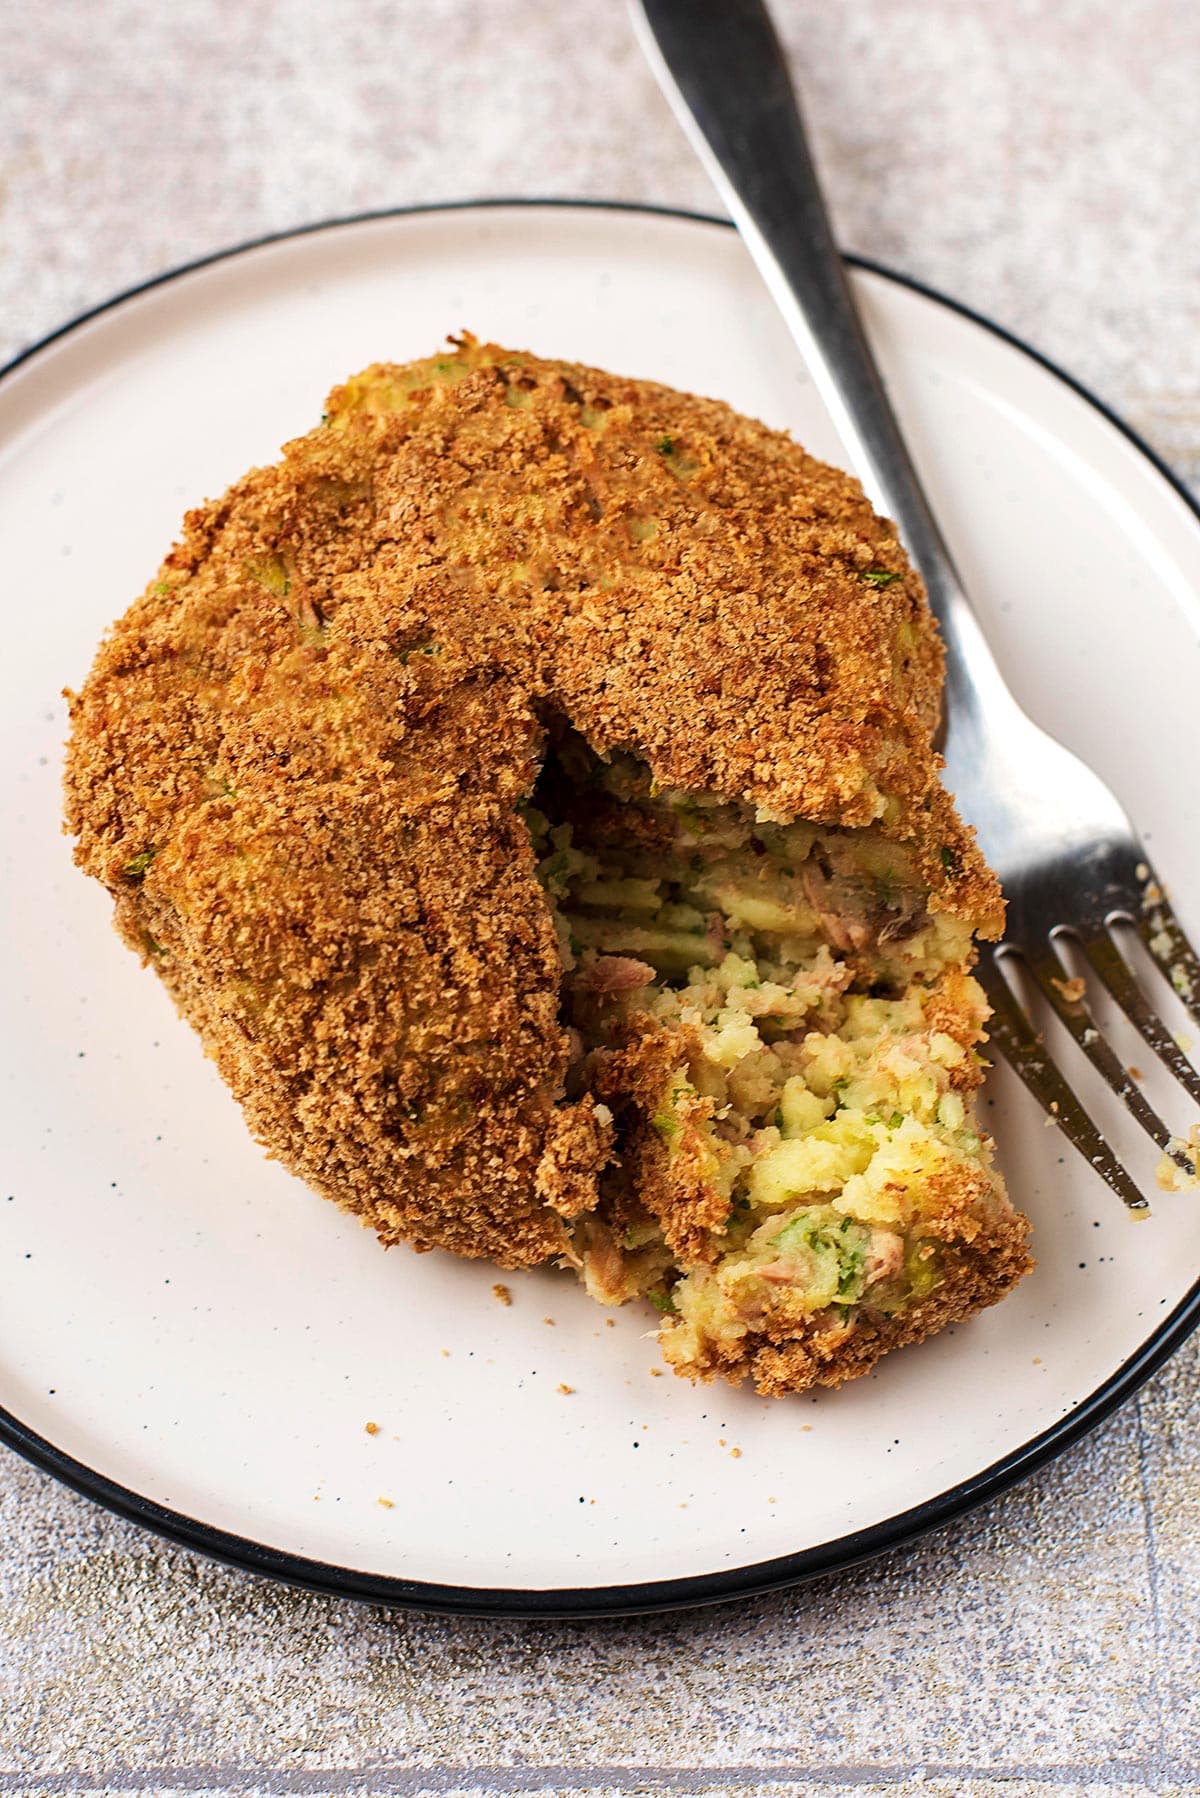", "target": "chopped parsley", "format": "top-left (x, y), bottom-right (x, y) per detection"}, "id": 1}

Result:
top-left (122, 848), bottom-right (157, 880)
top-left (656, 435), bottom-right (675, 456)
top-left (245, 555), bottom-right (290, 598)
top-left (833, 1219), bottom-right (866, 1297)
top-left (652, 1112), bottom-right (682, 1146)
top-left (862, 568), bottom-right (901, 588)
